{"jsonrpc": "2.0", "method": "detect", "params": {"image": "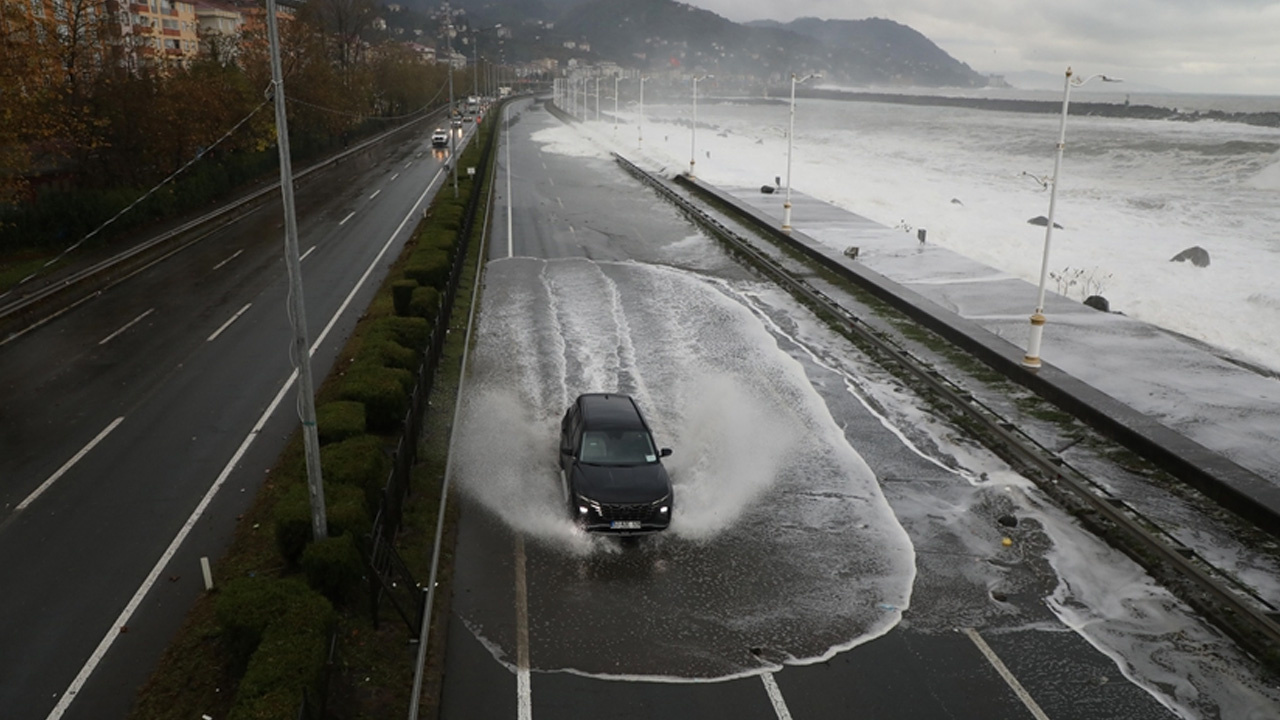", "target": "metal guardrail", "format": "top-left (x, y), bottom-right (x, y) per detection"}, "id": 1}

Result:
top-left (612, 151), bottom-right (1280, 666)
